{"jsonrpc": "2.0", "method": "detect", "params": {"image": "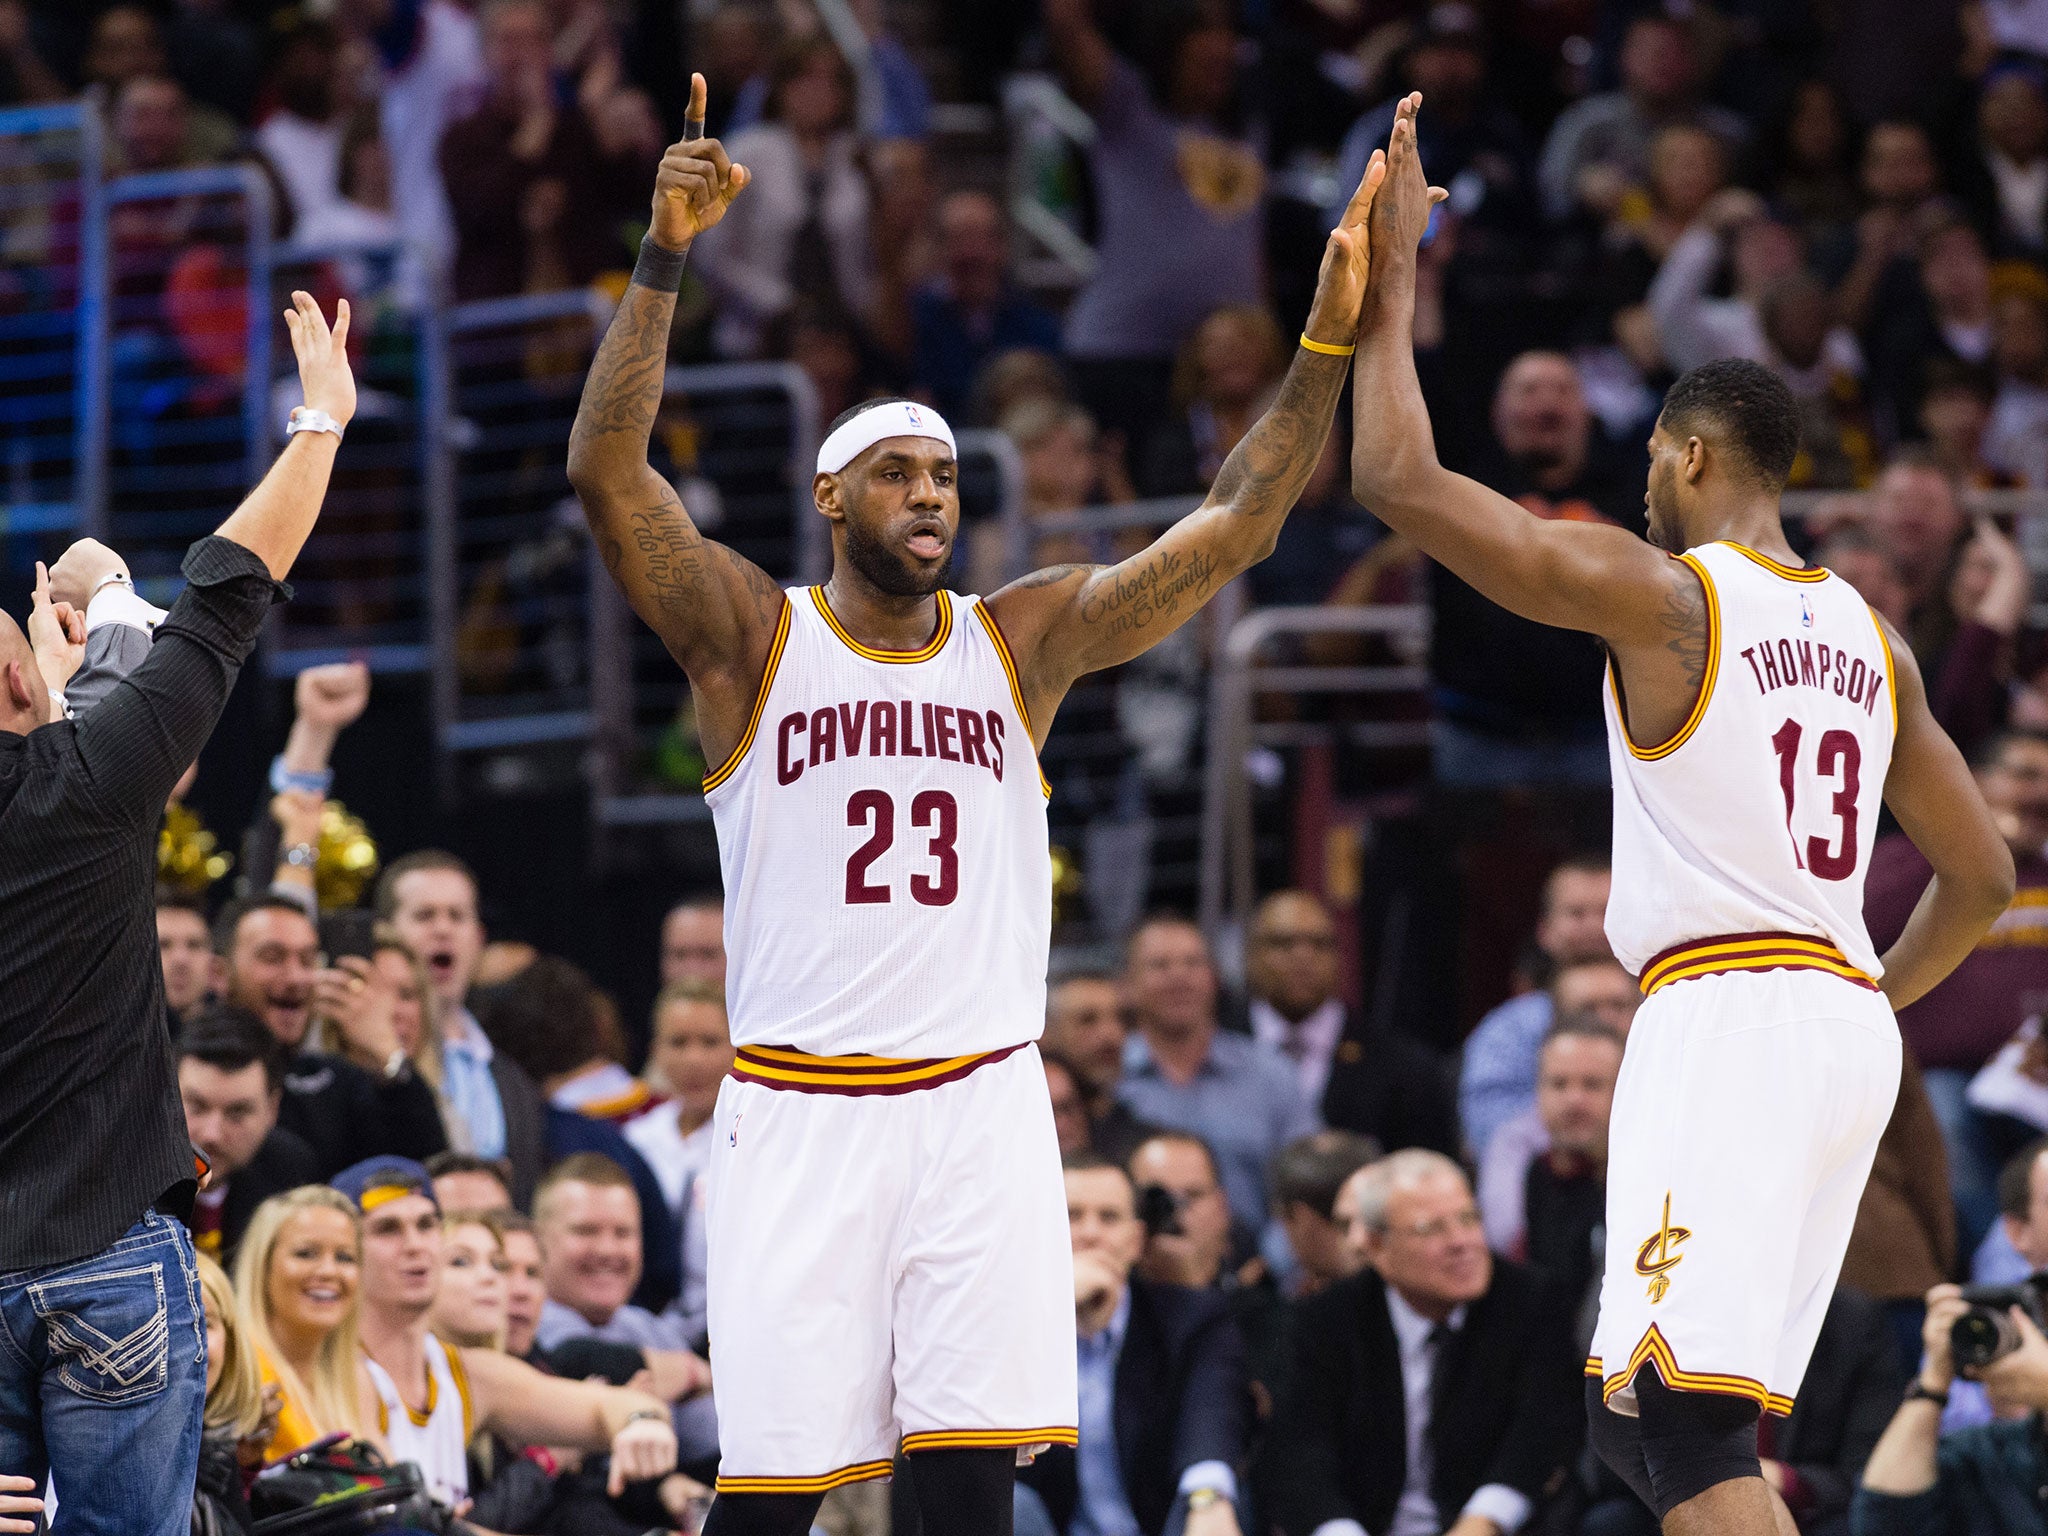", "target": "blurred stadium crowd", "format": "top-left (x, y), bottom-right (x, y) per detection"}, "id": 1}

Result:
top-left (7, 0), bottom-right (2048, 1531)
